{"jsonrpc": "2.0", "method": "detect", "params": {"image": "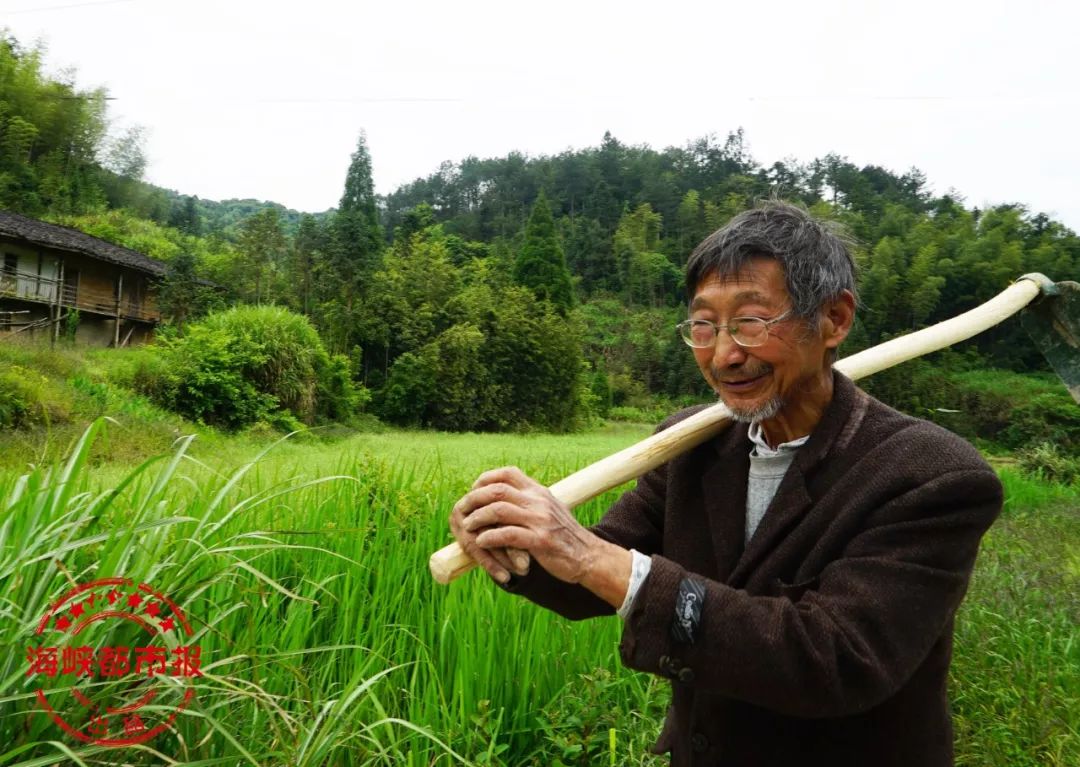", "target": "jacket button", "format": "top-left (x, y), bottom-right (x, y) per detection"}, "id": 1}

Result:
top-left (691, 733), bottom-right (709, 753)
top-left (658, 655), bottom-right (678, 677)
top-left (678, 667), bottom-right (695, 684)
